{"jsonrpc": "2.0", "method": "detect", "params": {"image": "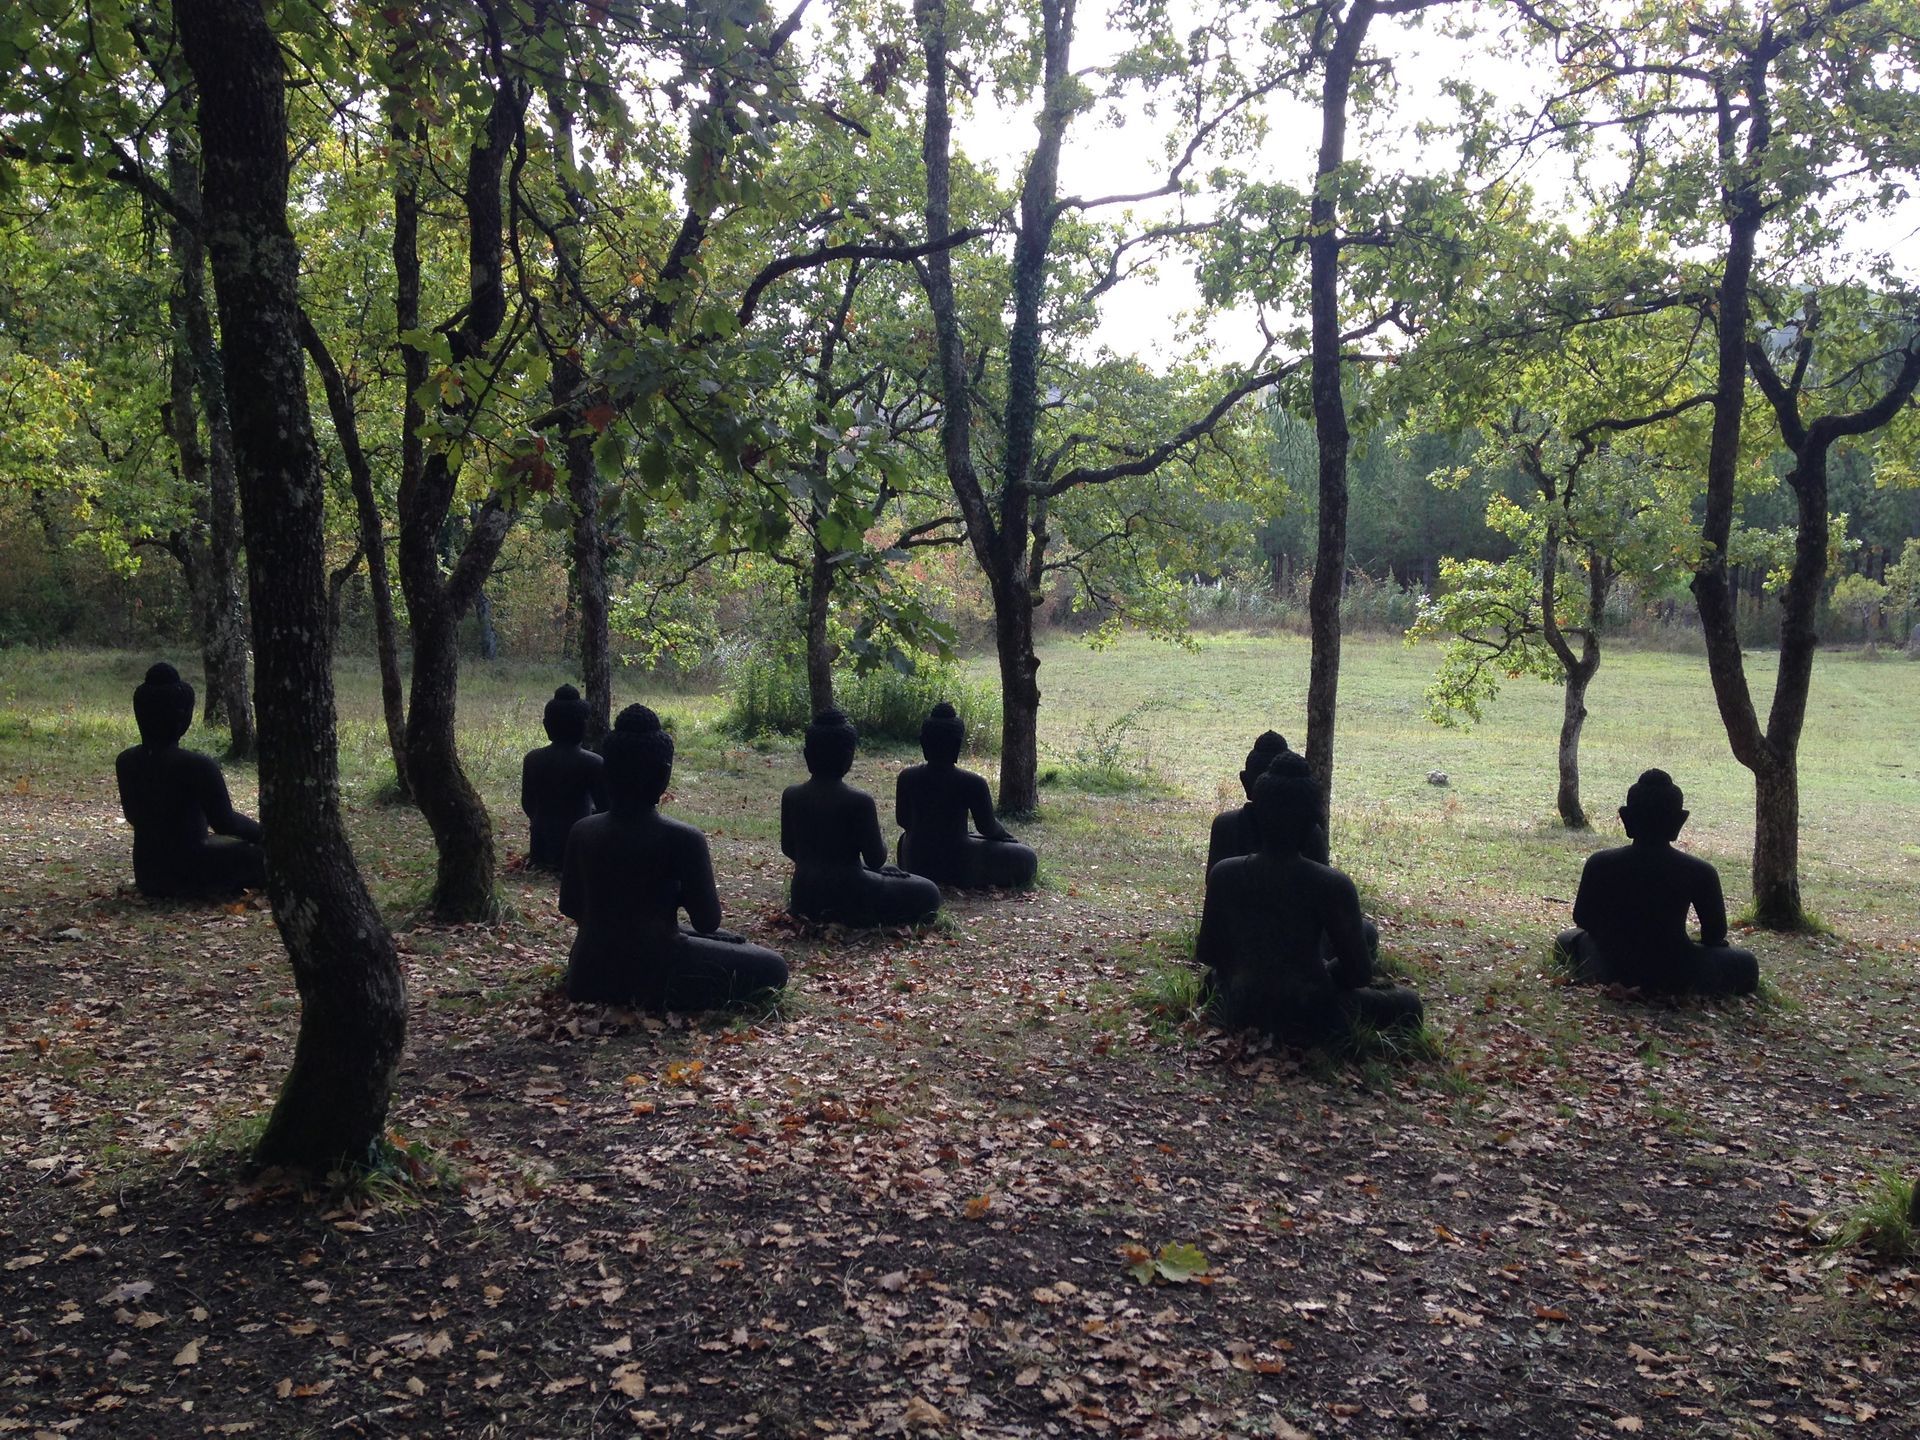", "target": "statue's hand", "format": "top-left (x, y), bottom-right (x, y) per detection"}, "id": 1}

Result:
top-left (709, 927), bottom-right (746, 945)
top-left (879, 864), bottom-right (910, 878)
